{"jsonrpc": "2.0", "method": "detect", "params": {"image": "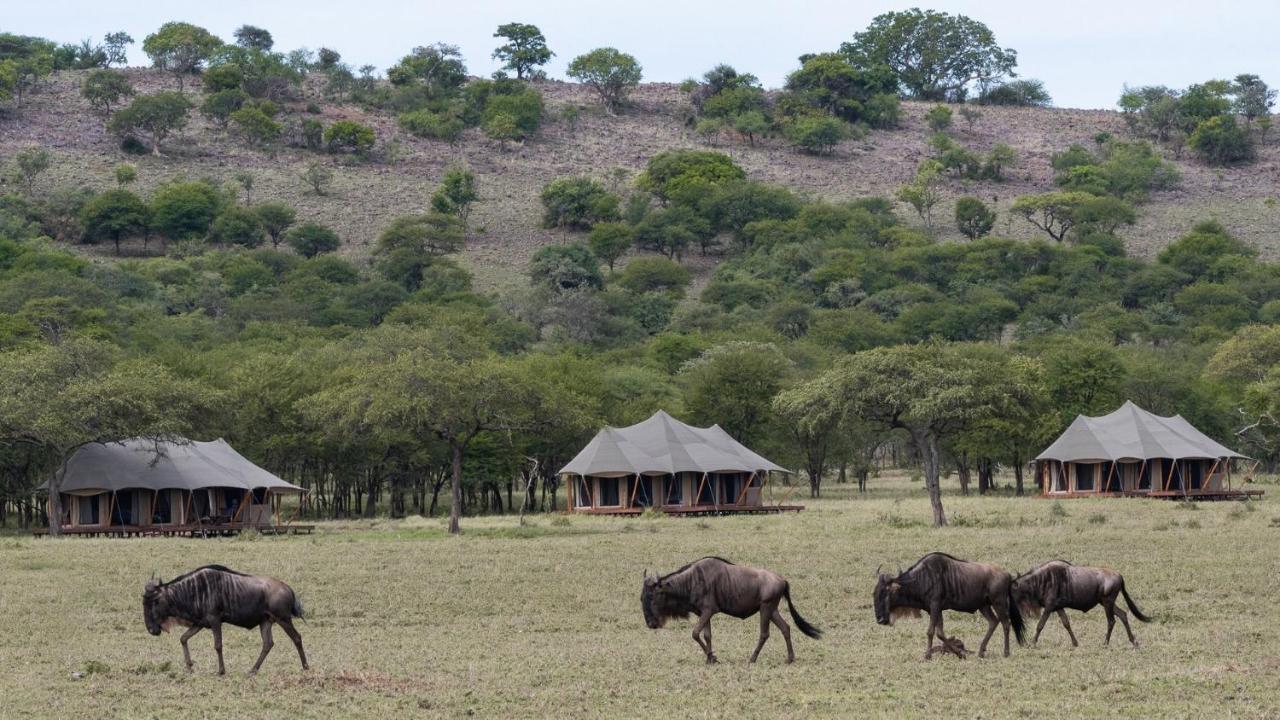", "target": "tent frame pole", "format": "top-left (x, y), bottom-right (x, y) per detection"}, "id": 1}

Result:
top-left (695, 473), bottom-right (709, 509)
top-left (629, 473), bottom-right (642, 509)
top-left (1137, 459), bottom-right (1148, 493)
top-left (1164, 459), bottom-right (1176, 492)
top-left (736, 472), bottom-right (755, 506)
top-left (1204, 458), bottom-right (1222, 493)
top-left (1103, 461), bottom-right (1118, 494)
